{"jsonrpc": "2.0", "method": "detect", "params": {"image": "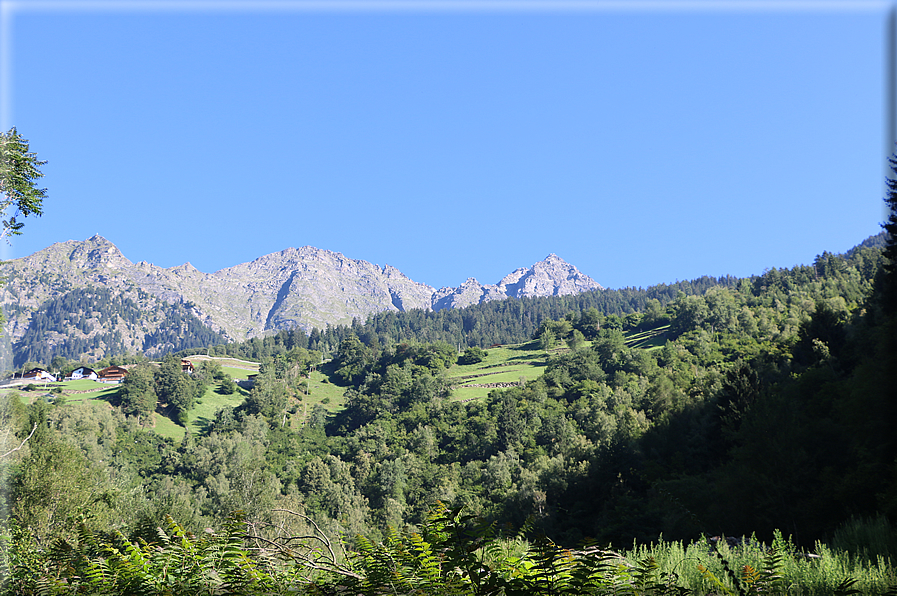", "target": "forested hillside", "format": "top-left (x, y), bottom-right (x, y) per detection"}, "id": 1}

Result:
top-left (194, 275), bottom-right (746, 362)
top-left (9, 286), bottom-right (226, 368)
top-left (1, 231), bottom-right (894, 594)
